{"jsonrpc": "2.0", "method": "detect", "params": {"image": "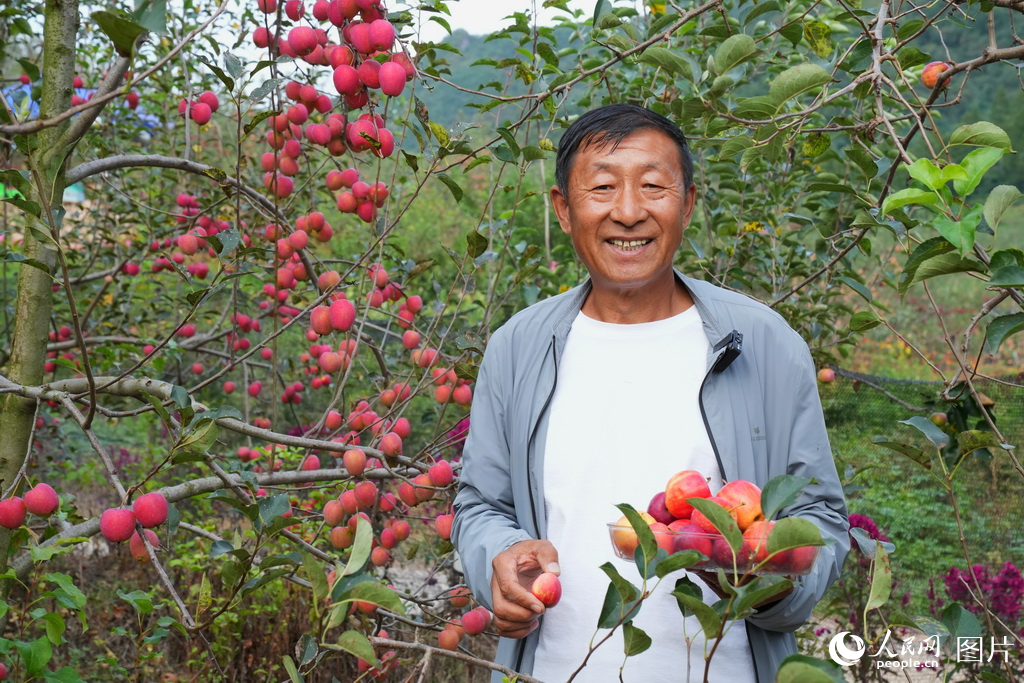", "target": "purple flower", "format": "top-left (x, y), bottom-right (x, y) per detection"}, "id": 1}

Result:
top-left (848, 513), bottom-right (890, 542)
